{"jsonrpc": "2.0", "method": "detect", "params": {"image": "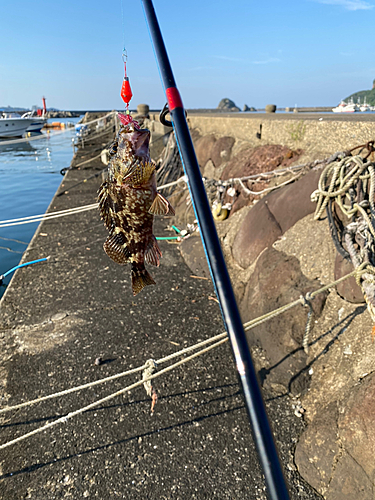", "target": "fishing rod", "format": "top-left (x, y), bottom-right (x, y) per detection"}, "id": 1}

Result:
top-left (140, 1), bottom-right (290, 499)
